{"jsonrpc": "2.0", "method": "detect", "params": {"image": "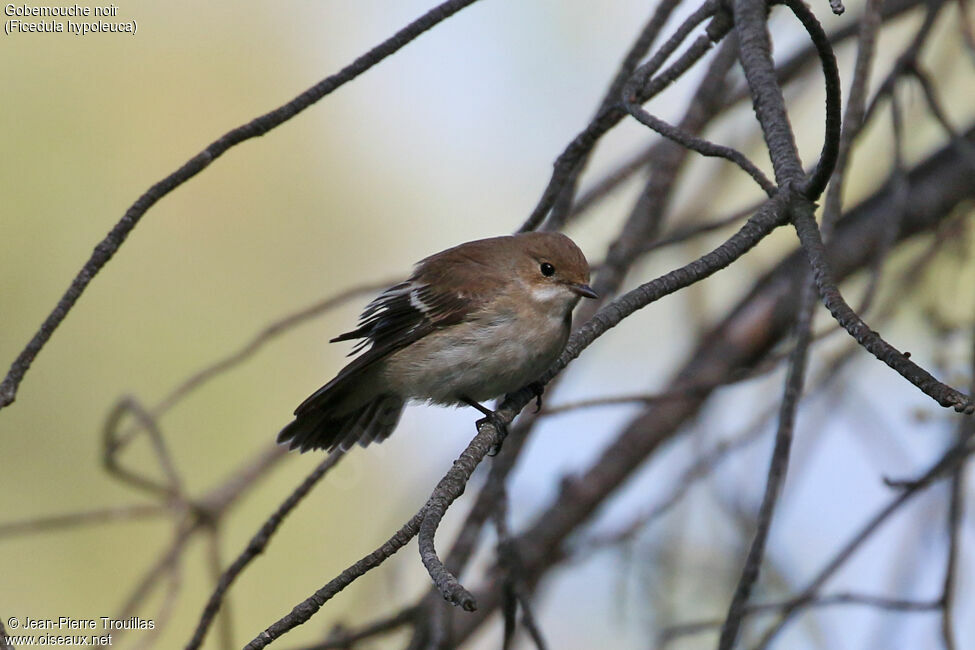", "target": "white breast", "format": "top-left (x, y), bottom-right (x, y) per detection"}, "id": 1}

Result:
top-left (382, 302), bottom-right (570, 405)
